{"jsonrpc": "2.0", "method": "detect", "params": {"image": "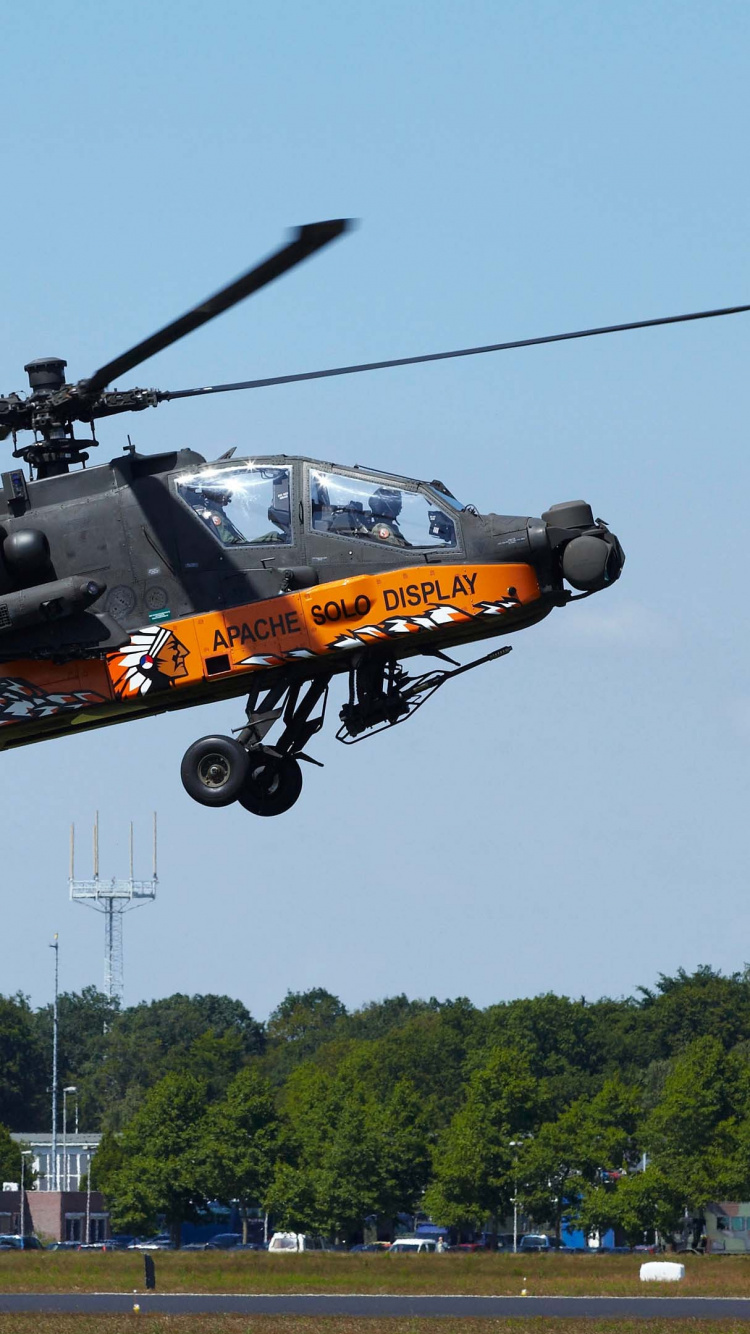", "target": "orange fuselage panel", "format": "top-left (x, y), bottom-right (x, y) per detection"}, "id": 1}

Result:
top-left (0, 563), bottom-right (540, 744)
